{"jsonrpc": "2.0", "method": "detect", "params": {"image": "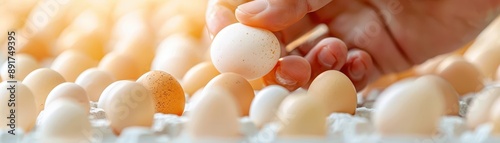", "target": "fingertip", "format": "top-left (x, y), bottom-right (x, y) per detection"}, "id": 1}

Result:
top-left (206, 5), bottom-right (238, 36)
top-left (341, 50), bottom-right (376, 91)
top-left (263, 55), bottom-right (311, 91)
